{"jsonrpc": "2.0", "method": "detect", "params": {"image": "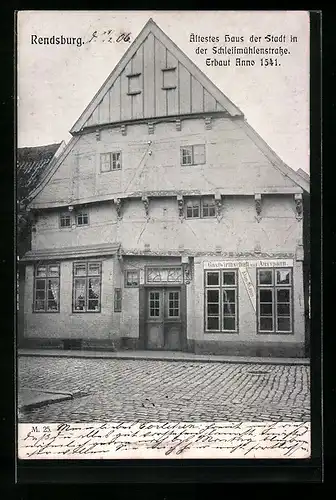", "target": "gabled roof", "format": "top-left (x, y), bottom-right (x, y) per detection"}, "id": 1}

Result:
top-left (296, 168), bottom-right (310, 184)
top-left (26, 19), bottom-right (310, 206)
top-left (70, 18), bottom-right (243, 134)
top-left (17, 142), bottom-right (65, 203)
